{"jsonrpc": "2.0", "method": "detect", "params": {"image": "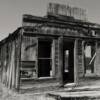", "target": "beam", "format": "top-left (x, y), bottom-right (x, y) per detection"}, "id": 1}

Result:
top-left (23, 32), bottom-right (100, 40)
